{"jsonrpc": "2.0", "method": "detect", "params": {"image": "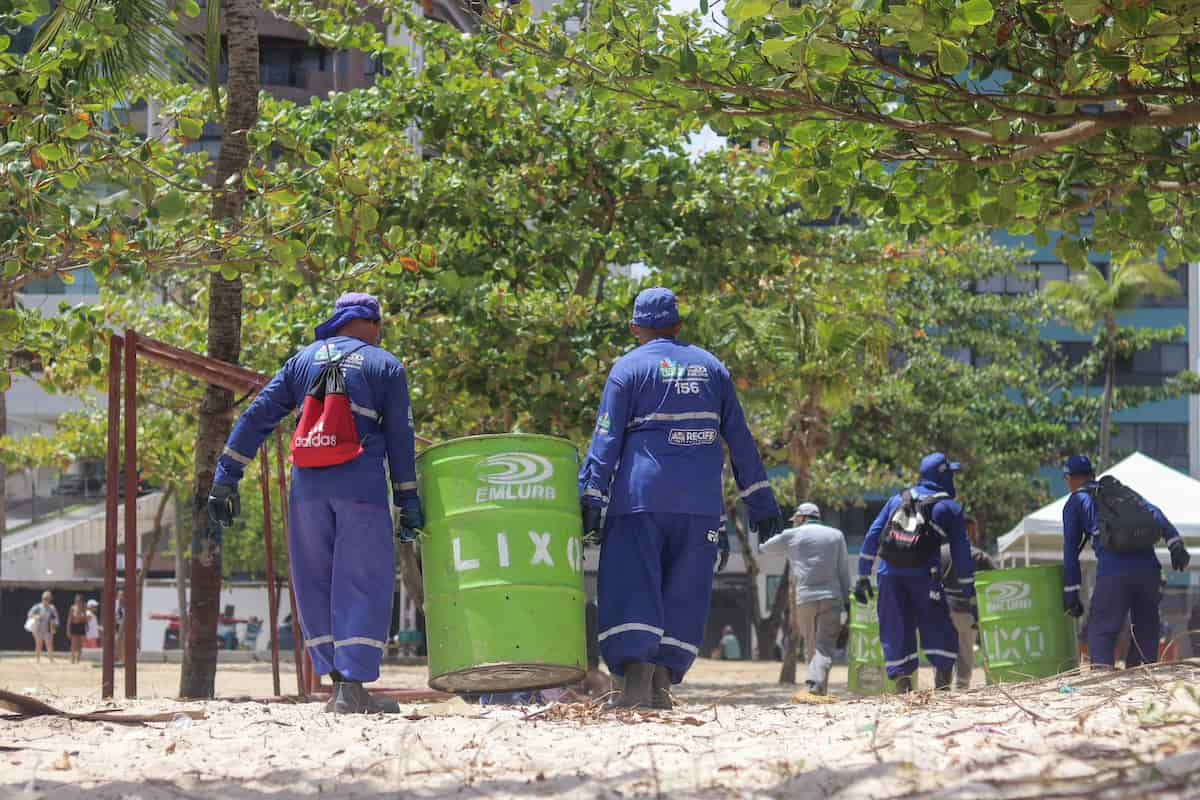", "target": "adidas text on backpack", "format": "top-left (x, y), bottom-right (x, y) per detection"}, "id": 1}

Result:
top-left (290, 342), bottom-right (369, 468)
top-left (879, 490), bottom-right (950, 569)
